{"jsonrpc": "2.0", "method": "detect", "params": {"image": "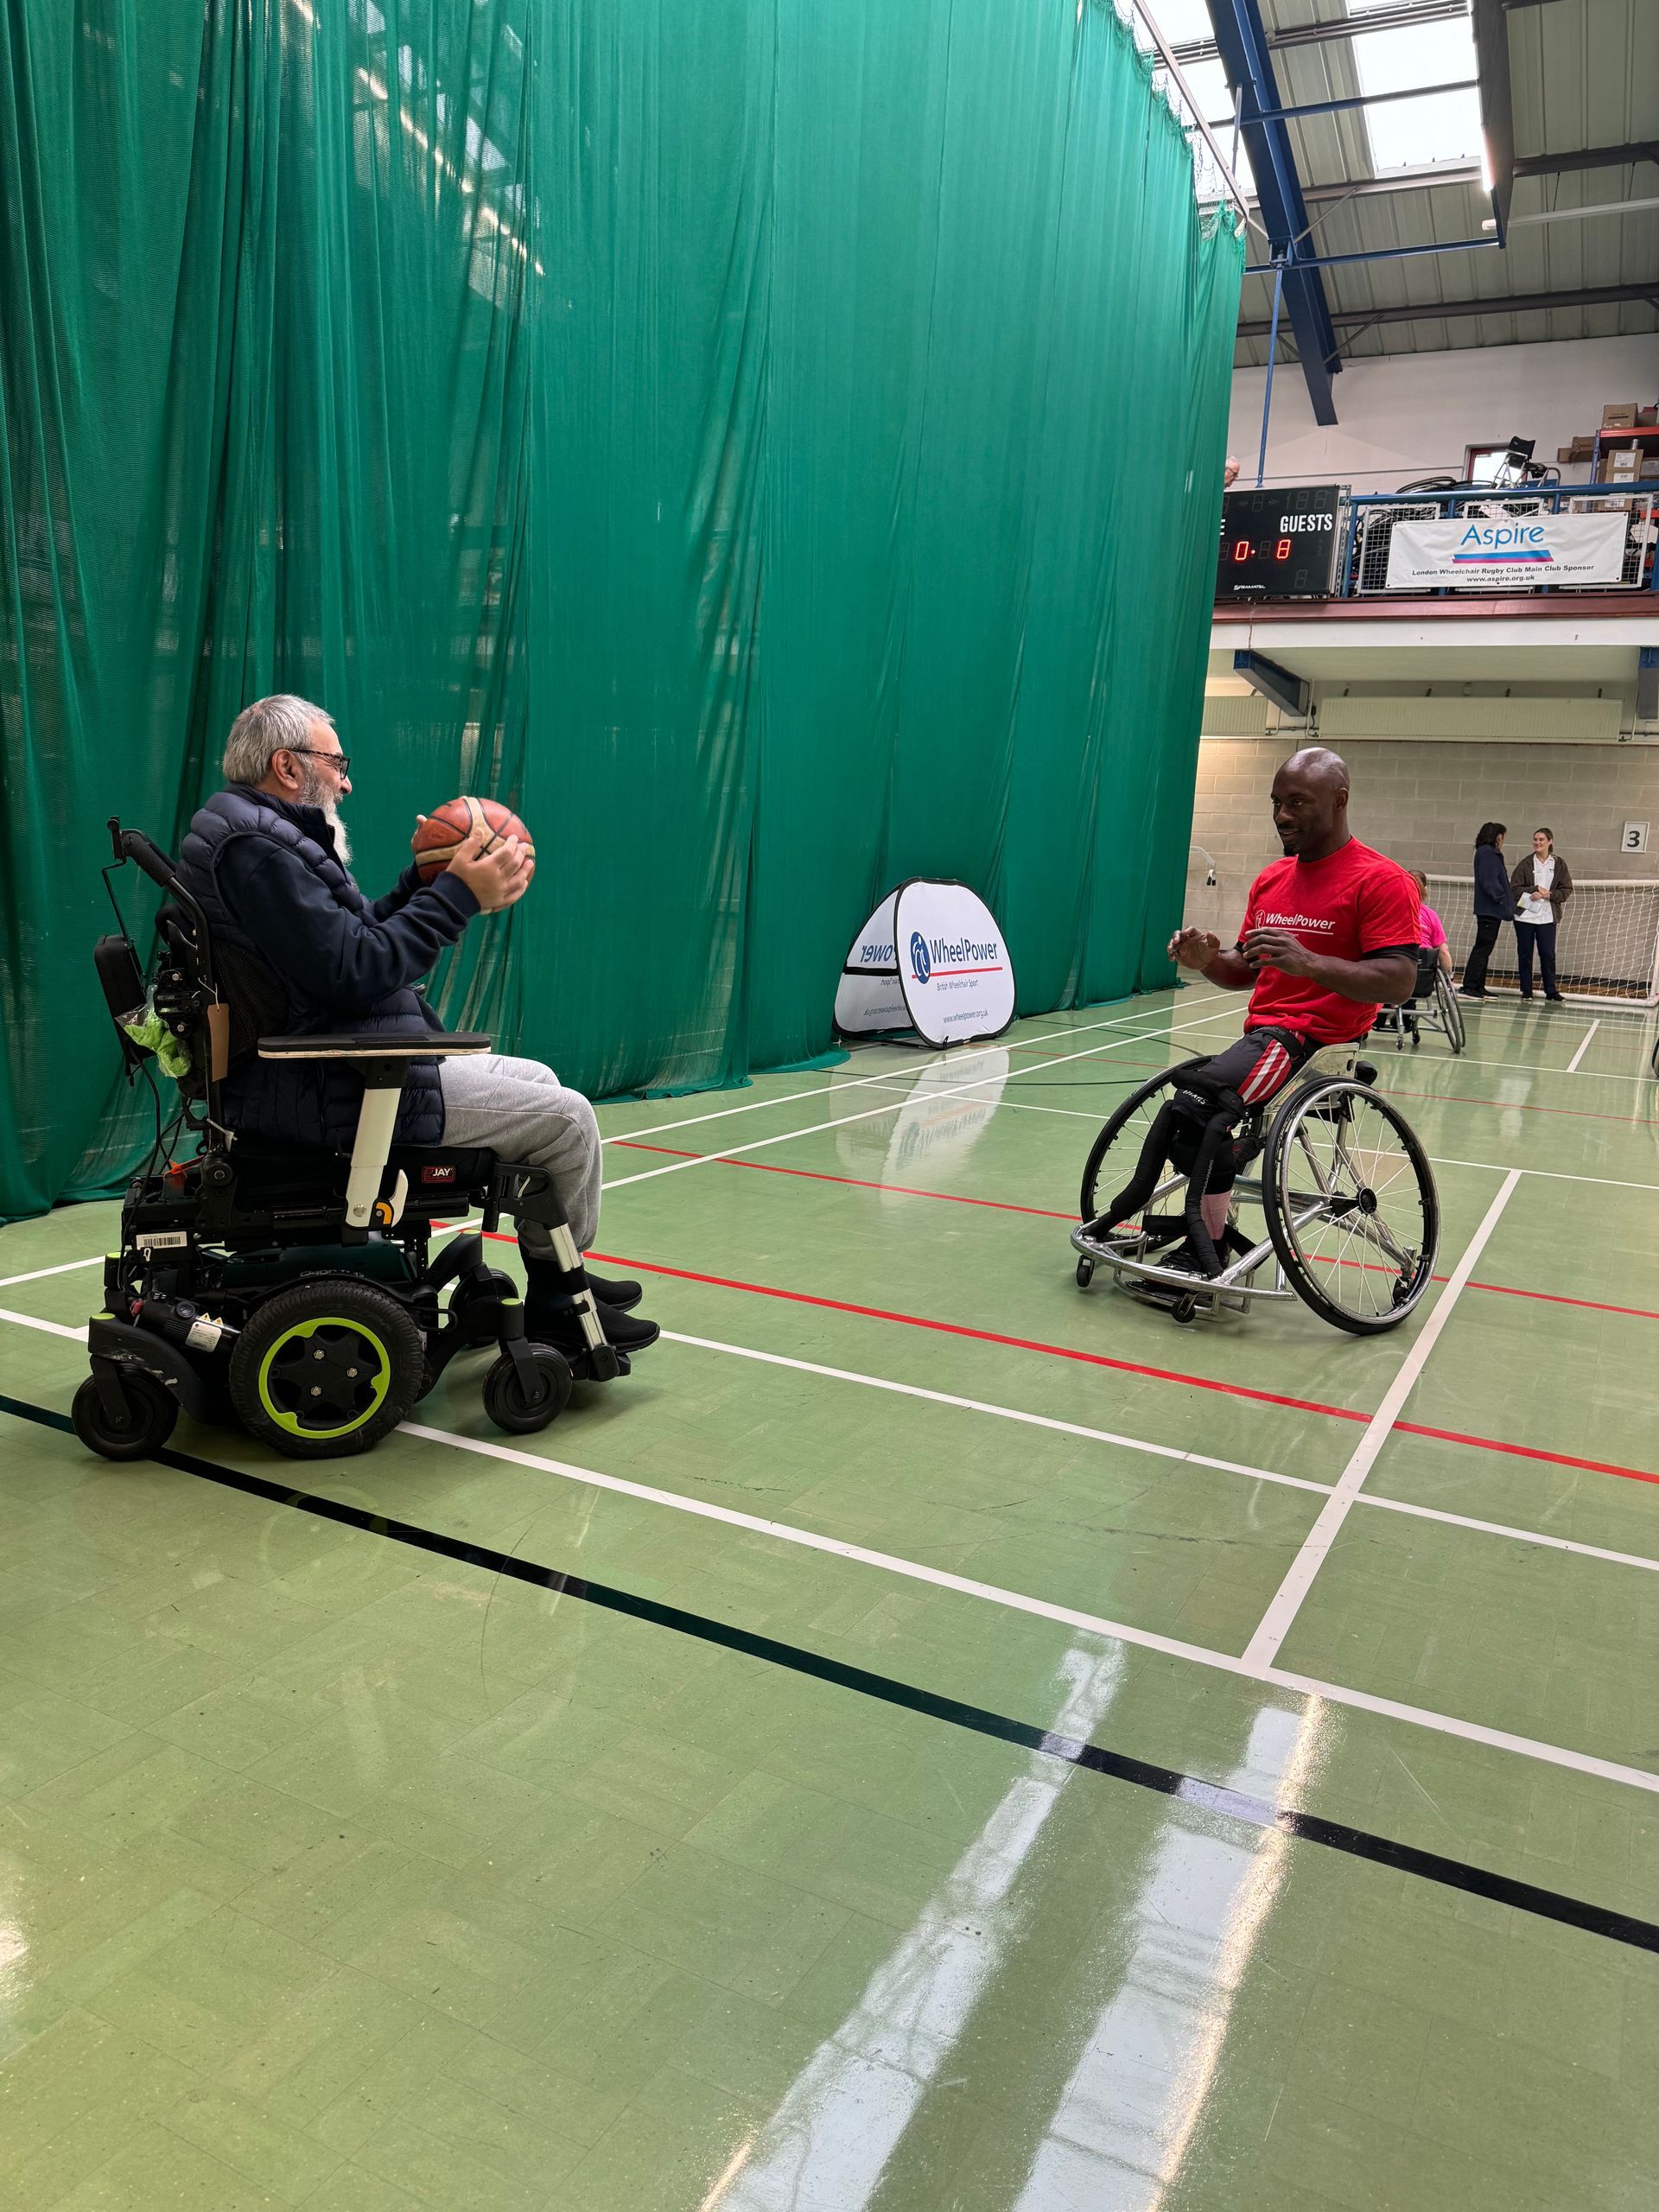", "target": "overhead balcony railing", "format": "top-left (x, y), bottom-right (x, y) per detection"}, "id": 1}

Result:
top-left (1217, 485), bottom-right (1658, 606)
